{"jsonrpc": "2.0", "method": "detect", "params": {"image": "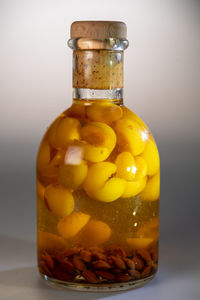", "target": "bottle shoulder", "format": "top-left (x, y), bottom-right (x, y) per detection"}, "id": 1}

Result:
top-left (38, 101), bottom-right (159, 156)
